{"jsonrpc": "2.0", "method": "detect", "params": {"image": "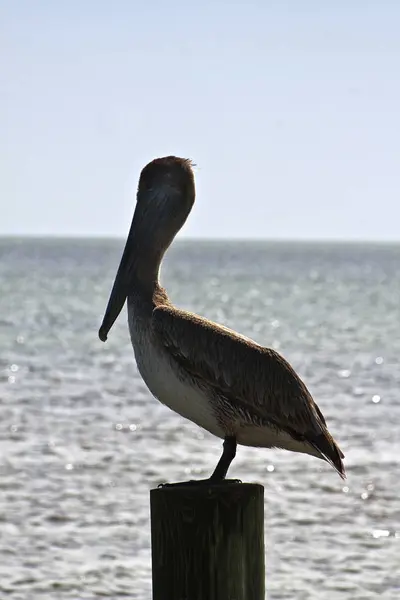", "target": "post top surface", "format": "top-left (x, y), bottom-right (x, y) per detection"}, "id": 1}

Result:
top-left (150, 481), bottom-right (264, 497)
